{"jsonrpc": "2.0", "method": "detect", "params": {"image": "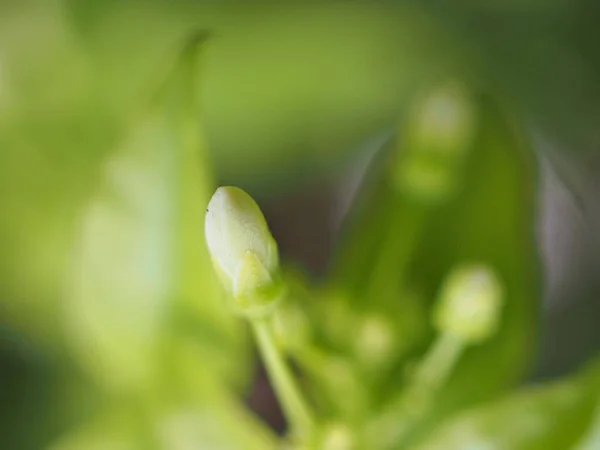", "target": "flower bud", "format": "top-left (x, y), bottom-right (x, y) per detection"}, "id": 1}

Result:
top-left (395, 85), bottom-right (475, 203)
top-left (354, 314), bottom-right (396, 369)
top-left (319, 422), bottom-right (356, 450)
top-left (433, 264), bottom-right (503, 343)
top-left (272, 299), bottom-right (311, 351)
top-left (205, 186), bottom-right (283, 317)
